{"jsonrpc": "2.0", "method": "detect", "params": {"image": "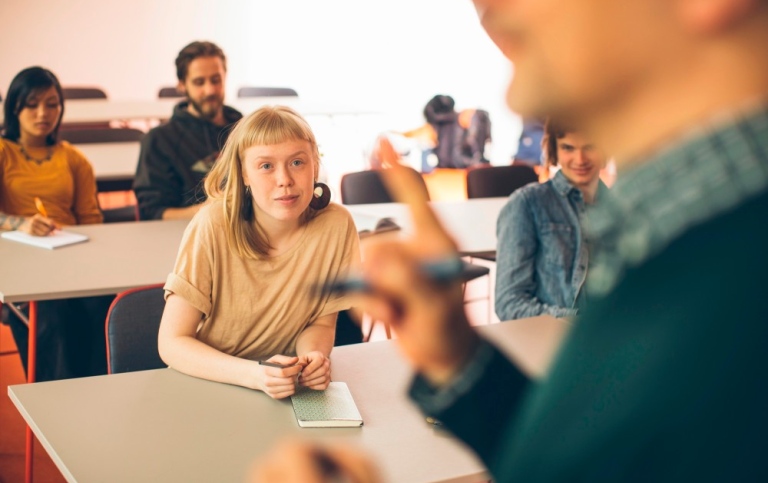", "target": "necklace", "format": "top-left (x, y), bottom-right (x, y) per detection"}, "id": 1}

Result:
top-left (19, 144), bottom-right (54, 165)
